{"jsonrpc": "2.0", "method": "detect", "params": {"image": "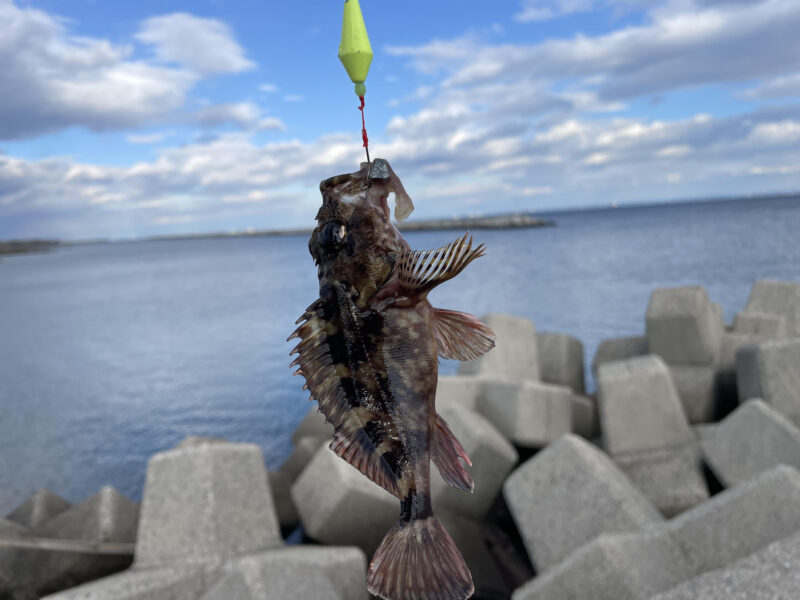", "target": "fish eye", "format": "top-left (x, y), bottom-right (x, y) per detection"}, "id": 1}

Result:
top-left (318, 220), bottom-right (348, 252)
